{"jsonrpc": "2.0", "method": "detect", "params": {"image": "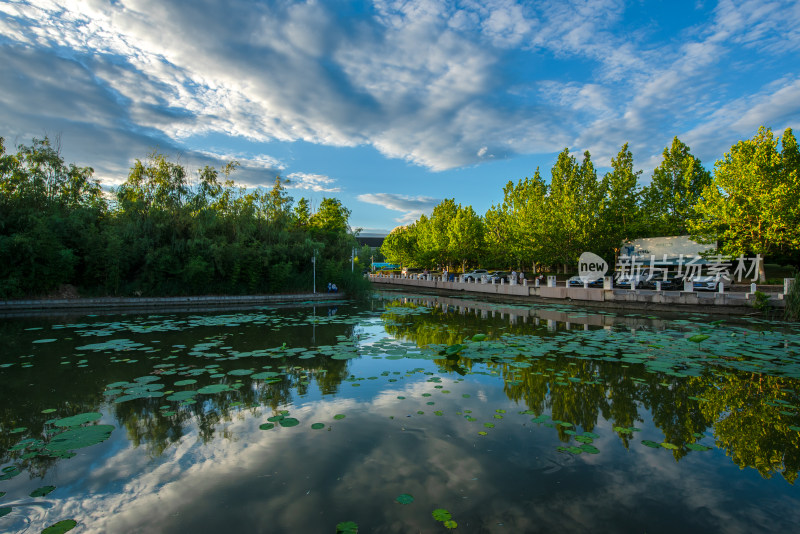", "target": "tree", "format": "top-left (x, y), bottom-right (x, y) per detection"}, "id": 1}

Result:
top-left (293, 197), bottom-right (311, 229)
top-left (641, 137), bottom-right (711, 236)
top-left (447, 205), bottom-right (485, 273)
top-left (543, 149), bottom-right (604, 270)
top-left (381, 224), bottom-right (419, 267)
top-left (691, 127), bottom-right (800, 281)
top-left (599, 143), bottom-right (643, 262)
top-left (419, 199), bottom-right (458, 269)
top-left (311, 197), bottom-right (351, 234)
